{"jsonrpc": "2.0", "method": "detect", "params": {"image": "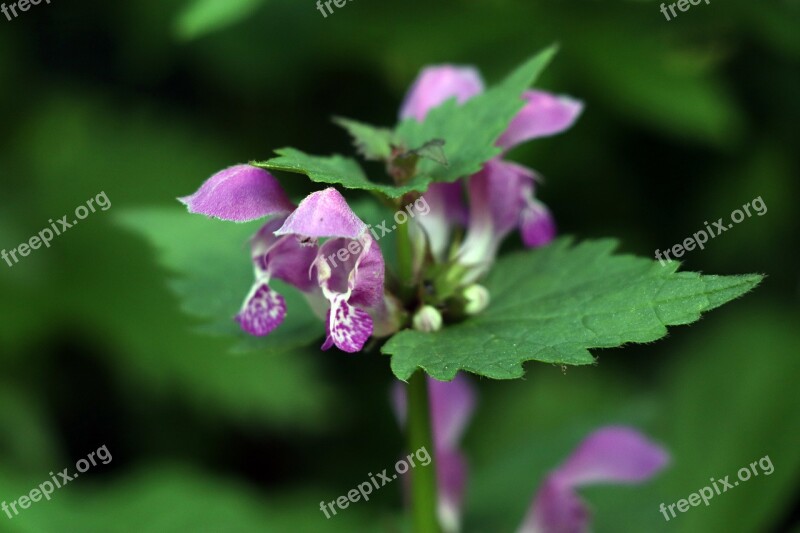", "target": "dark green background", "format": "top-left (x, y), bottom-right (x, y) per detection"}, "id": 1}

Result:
top-left (1, 0), bottom-right (798, 531)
